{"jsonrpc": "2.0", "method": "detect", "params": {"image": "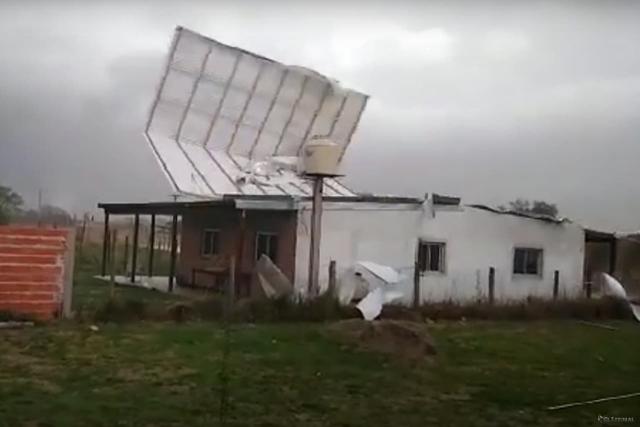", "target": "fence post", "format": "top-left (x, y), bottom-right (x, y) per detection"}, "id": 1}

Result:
top-left (227, 257), bottom-right (236, 312)
top-left (123, 235), bottom-right (129, 274)
top-left (101, 212), bottom-right (110, 276)
top-left (328, 260), bottom-right (336, 297)
top-left (586, 281), bottom-right (592, 299)
top-left (413, 261), bottom-right (421, 308)
top-left (553, 270), bottom-right (559, 300)
top-left (488, 267), bottom-right (495, 304)
top-left (325, 260), bottom-right (337, 320)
